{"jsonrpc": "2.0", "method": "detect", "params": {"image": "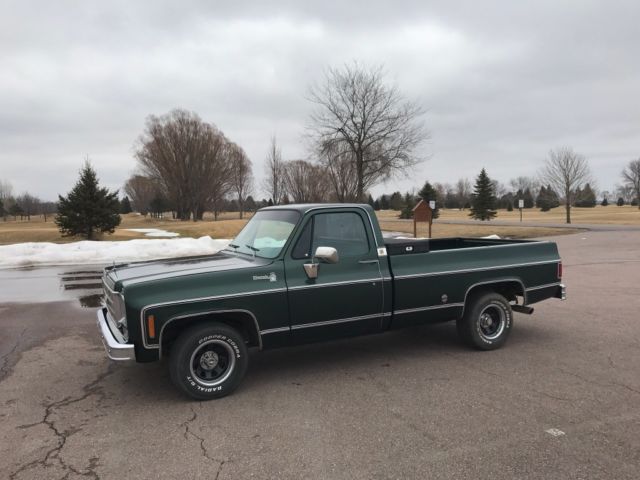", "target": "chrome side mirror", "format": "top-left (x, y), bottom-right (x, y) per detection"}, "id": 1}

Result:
top-left (303, 246), bottom-right (339, 279)
top-left (314, 246), bottom-right (339, 264)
